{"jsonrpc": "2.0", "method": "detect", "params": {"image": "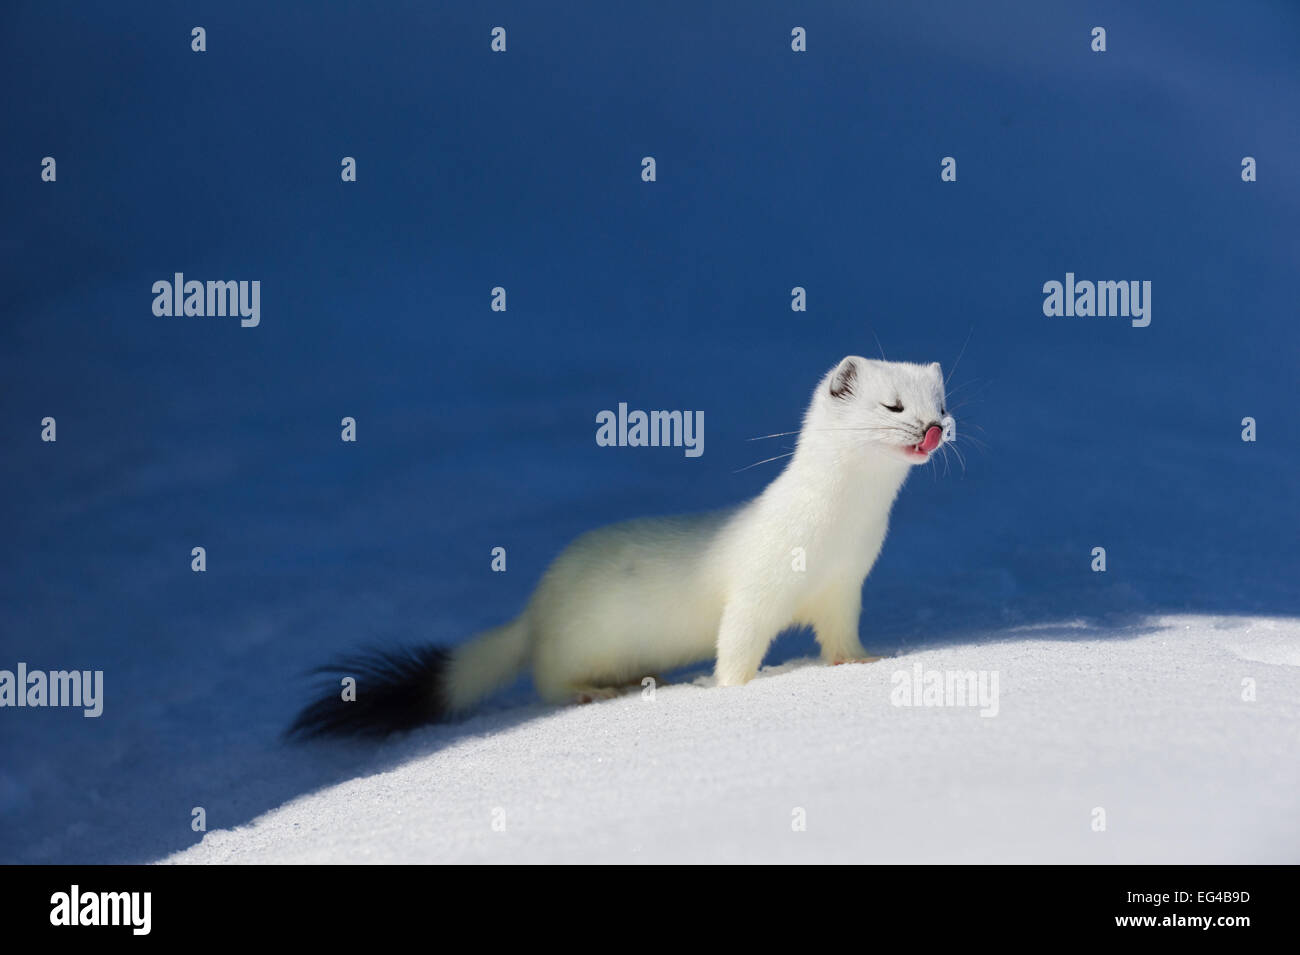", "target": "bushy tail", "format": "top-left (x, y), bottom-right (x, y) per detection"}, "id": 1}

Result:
top-left (287, 617), bottom-right (530, 739)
